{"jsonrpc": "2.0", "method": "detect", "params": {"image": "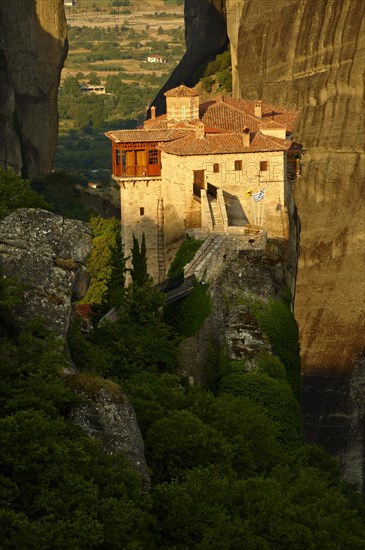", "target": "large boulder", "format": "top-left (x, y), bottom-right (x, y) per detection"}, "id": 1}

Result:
top-left (0, 208), bottom-right (91, 338)
top-left (67, 373), bottom-right (151, 493)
